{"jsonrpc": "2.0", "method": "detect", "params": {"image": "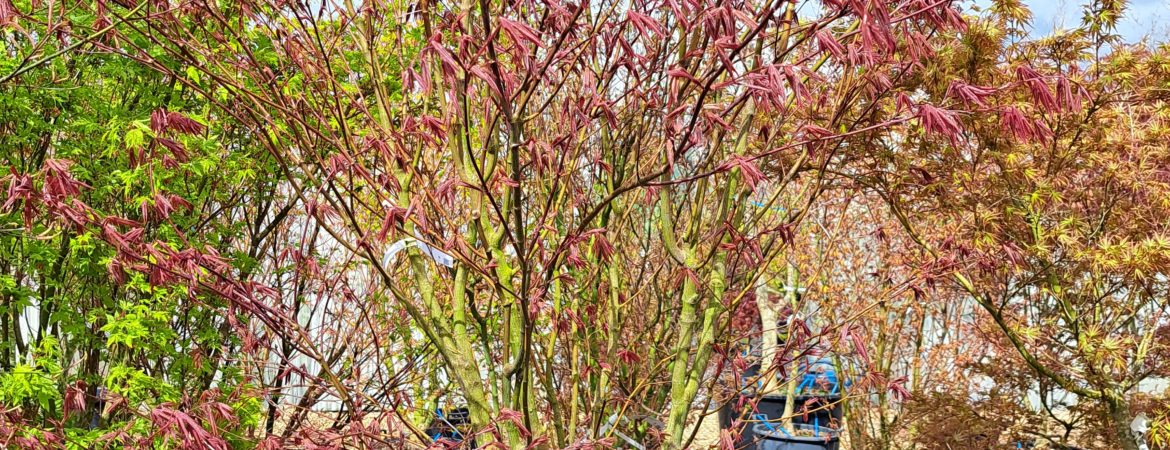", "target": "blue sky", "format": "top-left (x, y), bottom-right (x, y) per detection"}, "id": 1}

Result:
top-left (970, 0), bottom-right (1170, 42)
